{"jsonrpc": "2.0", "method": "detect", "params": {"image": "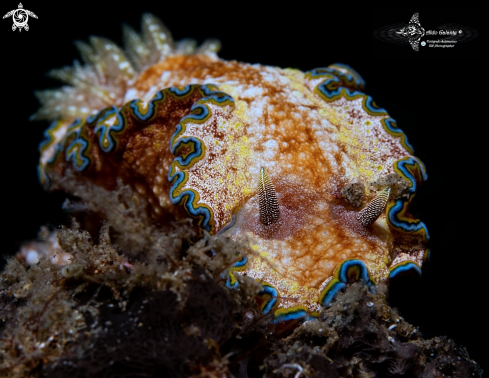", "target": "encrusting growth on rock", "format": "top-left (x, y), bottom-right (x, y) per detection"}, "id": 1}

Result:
top-left (261, 282), bottom-right (482, 378)
top-left (1, 222), bottom-right (483, 377)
